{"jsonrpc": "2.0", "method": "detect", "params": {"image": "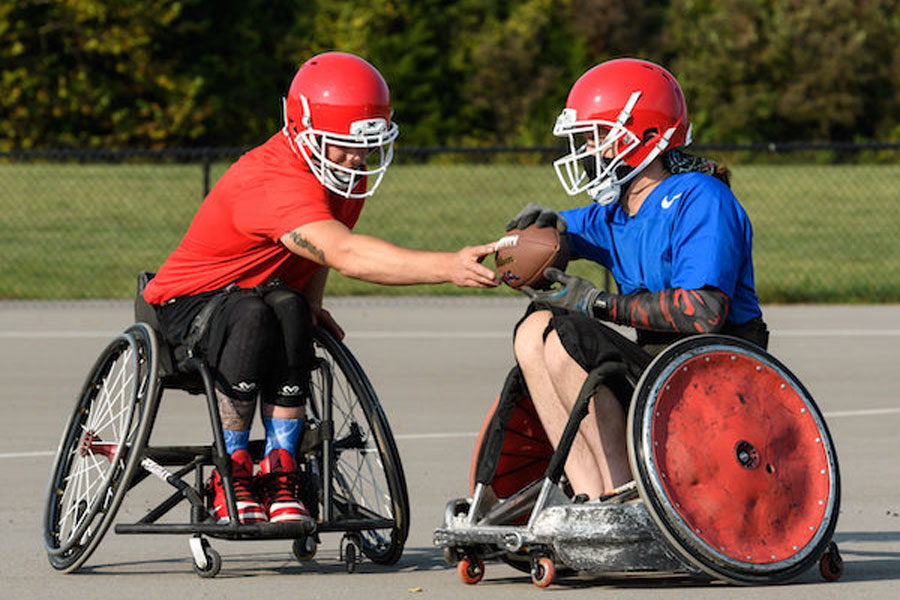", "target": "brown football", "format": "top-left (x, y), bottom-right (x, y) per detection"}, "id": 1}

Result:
top-left (495, 224), bottom-right (569, 289)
